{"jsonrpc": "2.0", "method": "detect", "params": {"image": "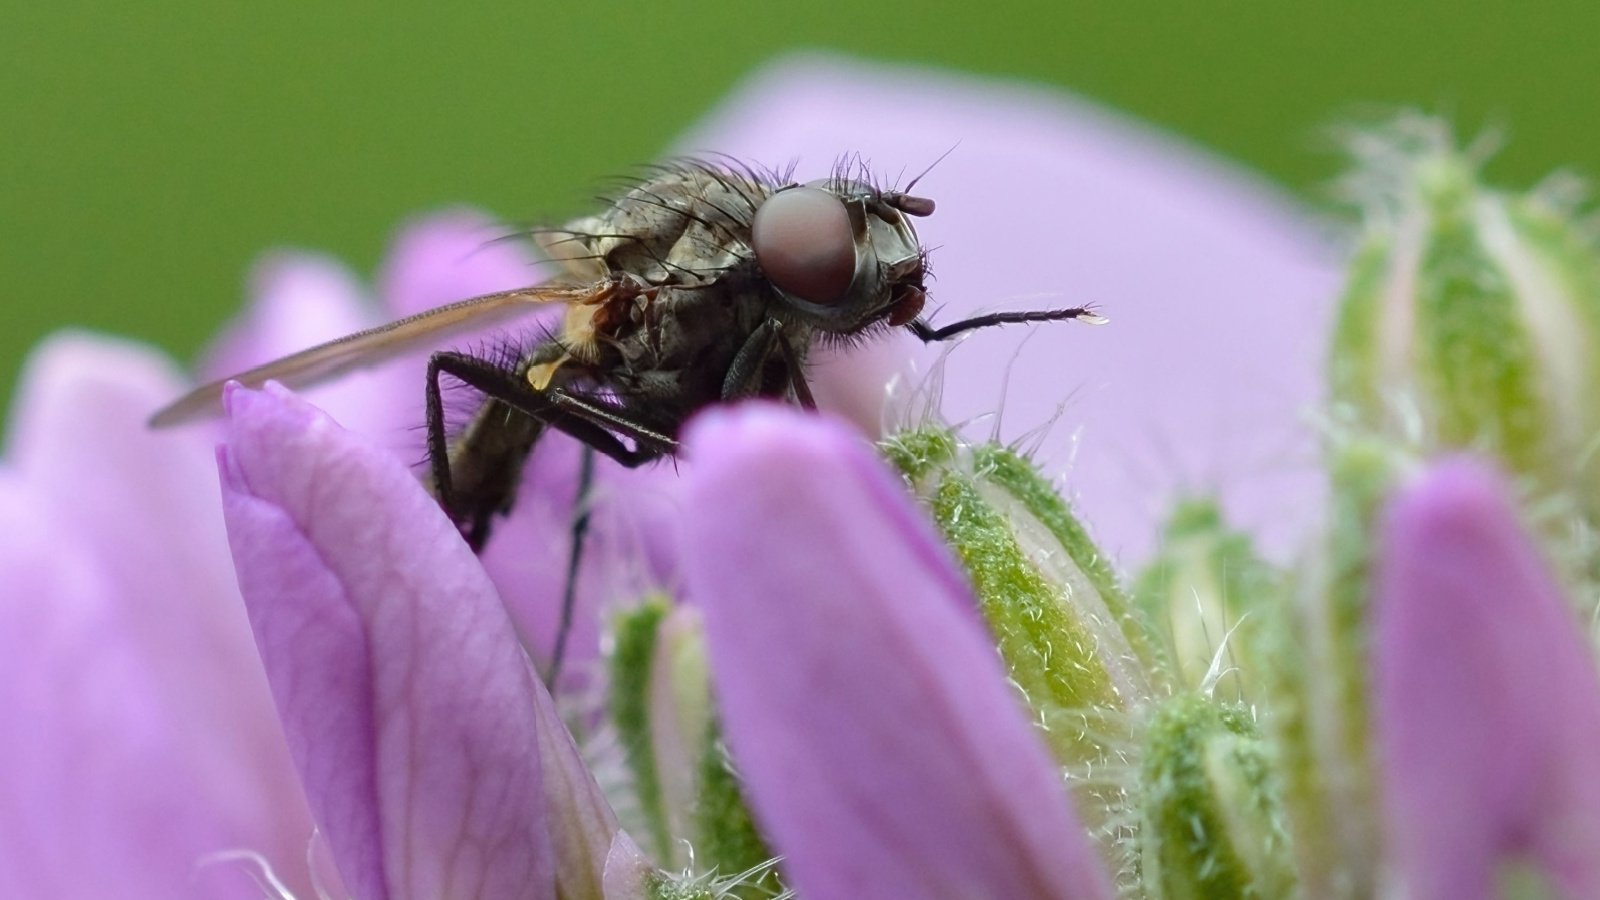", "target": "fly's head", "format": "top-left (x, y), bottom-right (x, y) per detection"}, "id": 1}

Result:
top-left (750, 178), bottom-right (932, 336)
